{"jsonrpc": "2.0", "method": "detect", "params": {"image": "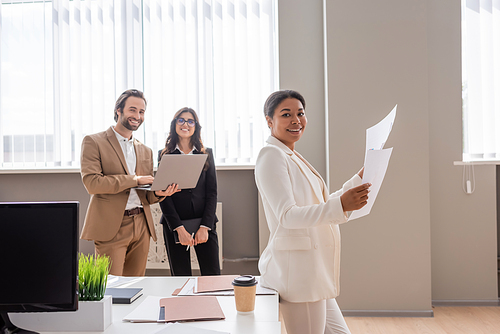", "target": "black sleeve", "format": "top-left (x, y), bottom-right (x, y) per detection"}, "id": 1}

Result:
top-left (200, 148), bottom-right (218, 230)
top-left (159, 196), bottom-right (183, 231)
